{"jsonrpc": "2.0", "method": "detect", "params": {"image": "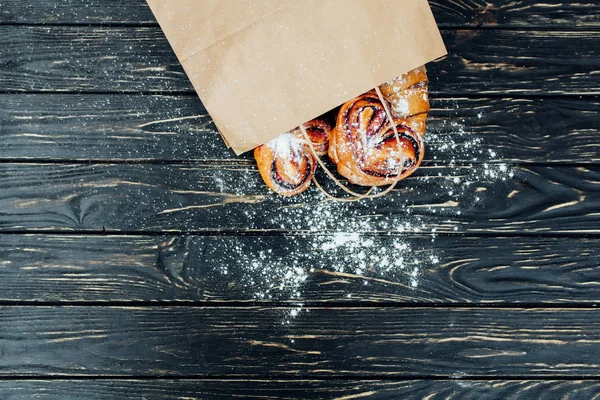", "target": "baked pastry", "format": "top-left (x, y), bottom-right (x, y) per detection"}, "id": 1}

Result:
top-left (298, 118), bottom-right (331, 156)
top-left (254, 119), bottom-right (332, 196)
top-left (254, 132), bottom-right (315, 196)
top-left (254, 67), bottom-right (428, 195)
top-left (379, 65), bottom-right (429, 138)
top-left (328, 67), bottom-right (428, 186)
